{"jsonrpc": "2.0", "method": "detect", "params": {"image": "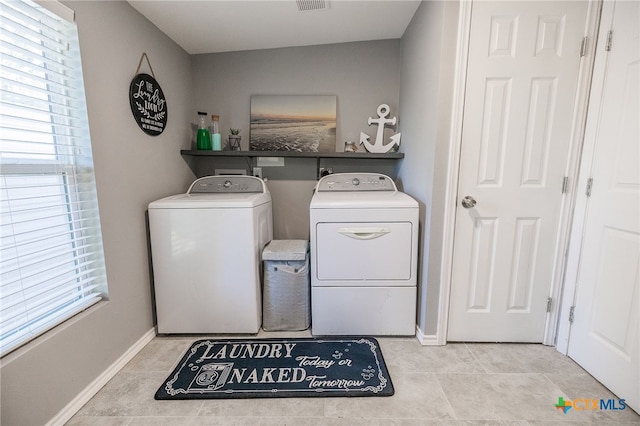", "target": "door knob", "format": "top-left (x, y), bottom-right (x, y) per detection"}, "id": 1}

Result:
top-left (461, 196), bottom-right (477, 208)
